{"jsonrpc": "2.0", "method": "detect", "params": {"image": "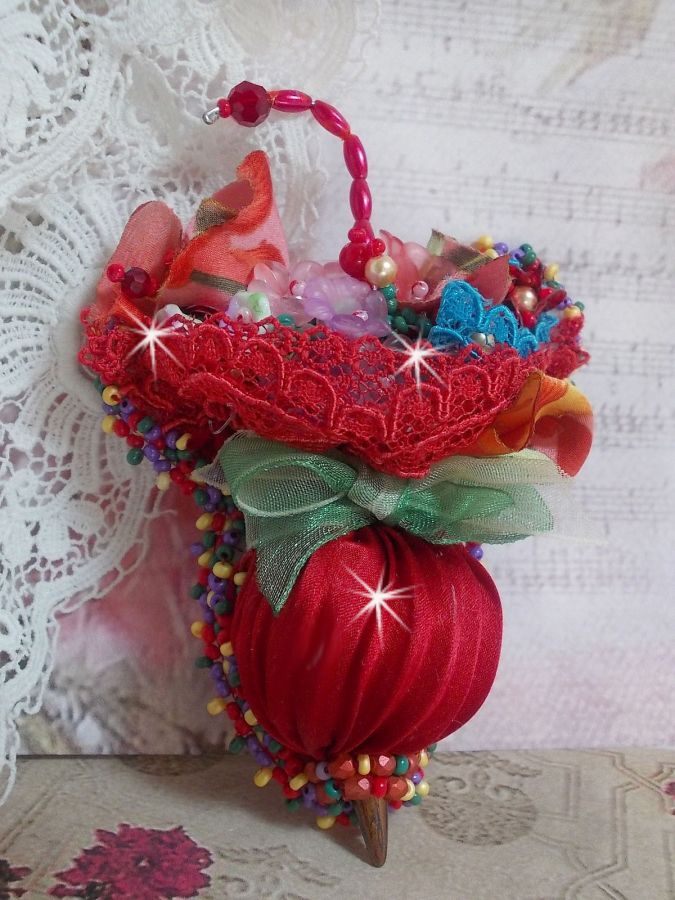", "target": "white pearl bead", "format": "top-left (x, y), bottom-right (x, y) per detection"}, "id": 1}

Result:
top-left (364, 254), bottom-right (397, 287)
top-left (513, 286), bottom-right (538, 311)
